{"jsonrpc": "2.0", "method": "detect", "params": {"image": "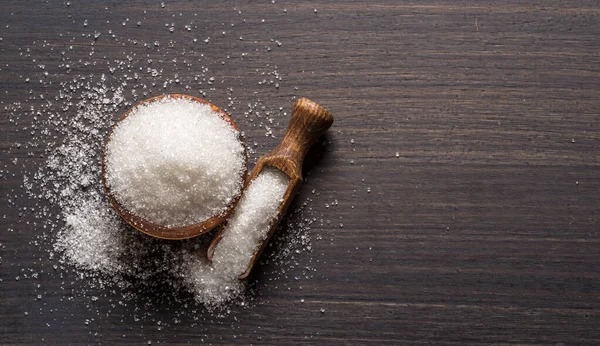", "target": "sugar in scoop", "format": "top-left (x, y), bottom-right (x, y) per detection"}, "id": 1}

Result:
top-left (183, 167), bottom-right (290, 304)
top-left (213, 167), bottom-right (290, 266)
top-left (207, 98), bottom-right (334, 278)
top-left (103, 95), bottom-right (247, 239)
